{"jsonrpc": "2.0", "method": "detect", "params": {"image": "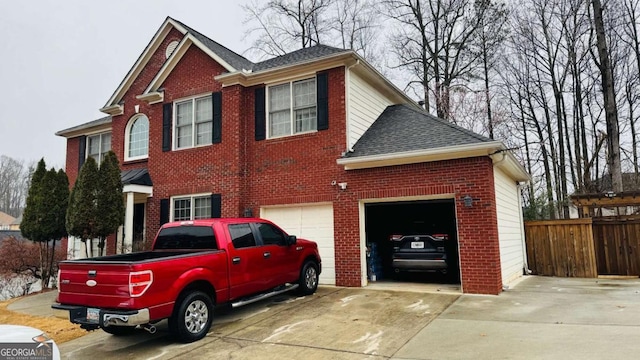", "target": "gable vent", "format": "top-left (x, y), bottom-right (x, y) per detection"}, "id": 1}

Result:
top-left (165, 40), bottom-right (179, 59)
